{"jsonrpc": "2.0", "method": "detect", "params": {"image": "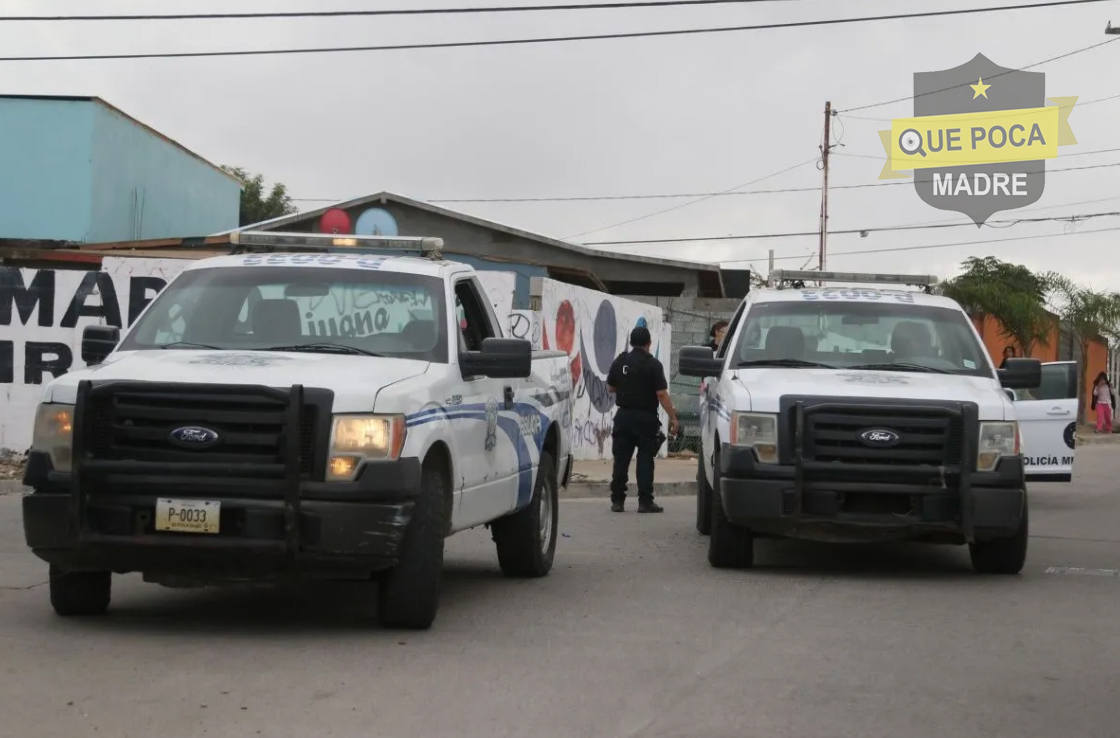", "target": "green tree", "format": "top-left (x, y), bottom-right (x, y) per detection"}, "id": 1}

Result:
top-left (1046, 276), bottom-right (1120, 417)
top-left (221, 166), bottom-right (297, 226)
top-left (937, 256), bottom-right (1054, 356)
